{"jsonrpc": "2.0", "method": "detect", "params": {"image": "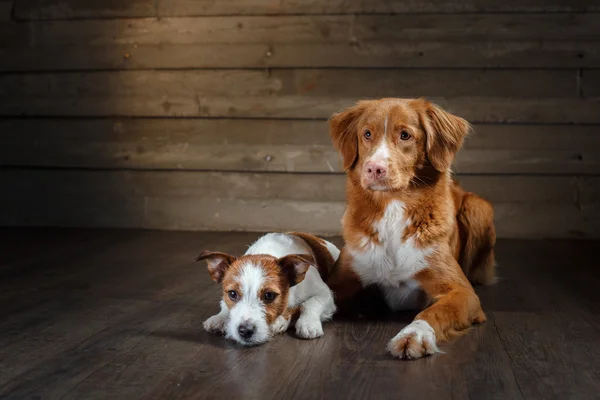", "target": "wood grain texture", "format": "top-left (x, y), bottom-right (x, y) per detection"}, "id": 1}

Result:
top-left (0, 229), bottom-right (229, 399)
top-left (4, 2), bottom-right (600, 240)
top-left (4, 40), bottom-right (598, 70)
top-left (13, 0), bottom-right (155, 20)
top-left (13, 0), bottom-right (600, 20)
top-left (1, 229), bottom-right (598, 399)
top-left (2, 94), bottom-right (597, 122)
top-left (0, 169), bottom-right (594, 238)
top-left (0, 70), bottom-right (594, 122)
top-left (157, 0), bottom-right (600, 15)
top-left (483, 239), bottom-right (600, 399)
top-left (2, 15), bottom-right (600, 69)
top-left (0, 69), bottom-right (577, 99)
top-left (9, 14), bottom-right (598, 46)
top-left (1, 119), bottom-right (599, 174)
